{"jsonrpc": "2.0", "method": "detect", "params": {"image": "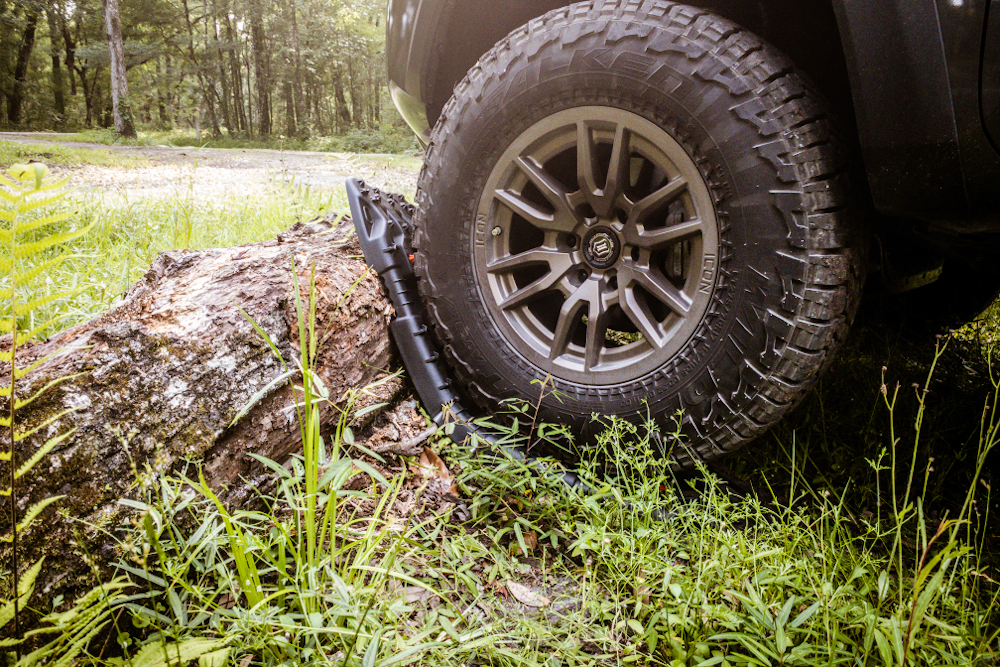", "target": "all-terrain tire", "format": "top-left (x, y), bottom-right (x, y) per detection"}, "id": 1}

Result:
top-left (413, 0), bottom-right (865, 464)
